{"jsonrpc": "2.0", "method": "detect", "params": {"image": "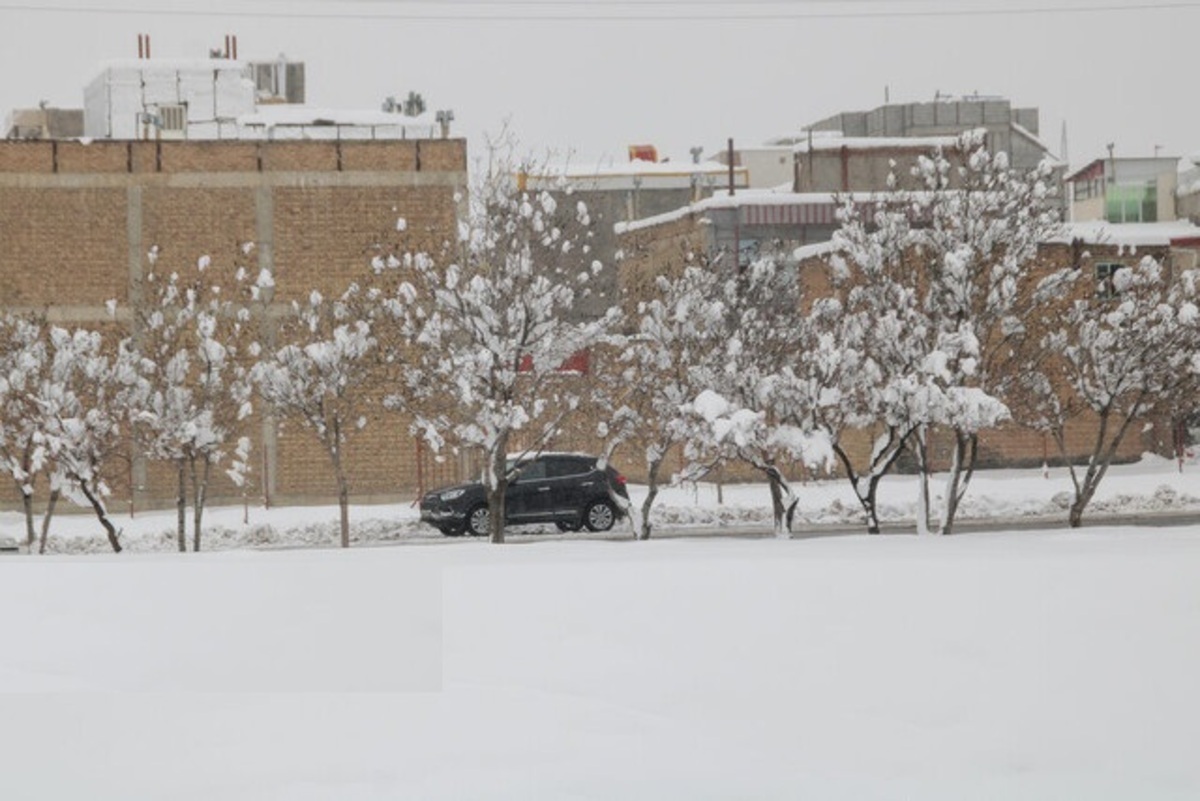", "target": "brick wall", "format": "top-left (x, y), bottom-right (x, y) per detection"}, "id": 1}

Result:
top-left (1, 138), bottom-right (467, 510)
